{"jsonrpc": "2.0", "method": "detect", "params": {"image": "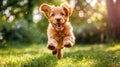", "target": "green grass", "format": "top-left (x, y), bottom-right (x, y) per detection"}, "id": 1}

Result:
top-left (0, 43), bottom-right (120, 67)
